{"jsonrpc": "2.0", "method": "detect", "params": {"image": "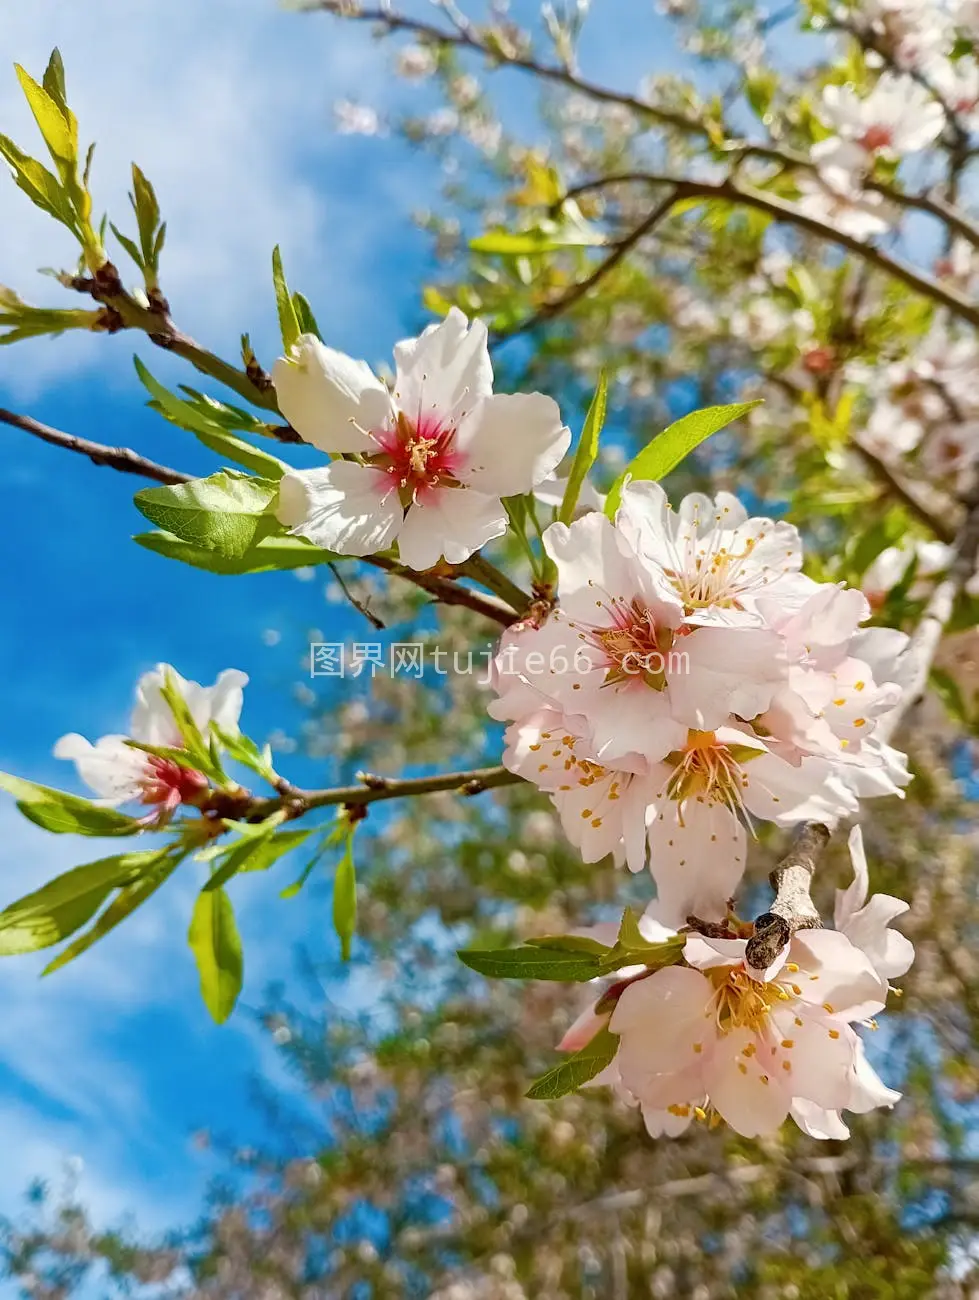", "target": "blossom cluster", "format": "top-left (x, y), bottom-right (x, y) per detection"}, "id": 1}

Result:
top-left (32, 306), bottom-right (917, 1142)
top-left (489, 481), bottom-right (911, 928)
top-left (560, 826), bottom-right (913, 1140)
